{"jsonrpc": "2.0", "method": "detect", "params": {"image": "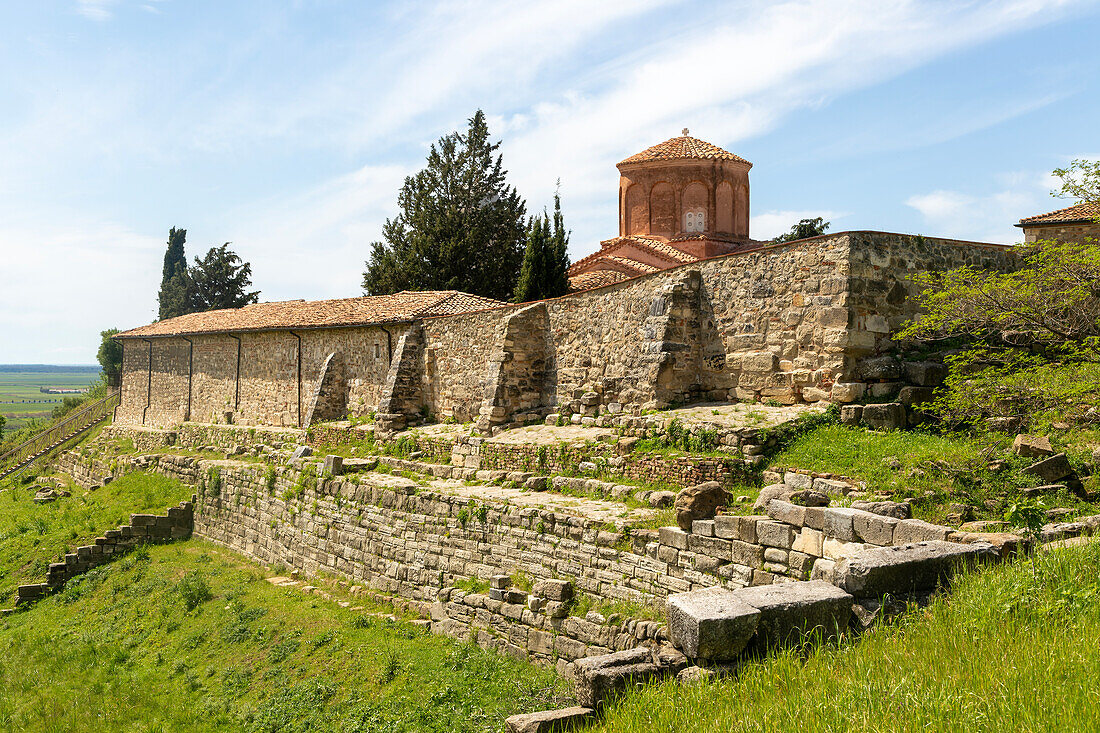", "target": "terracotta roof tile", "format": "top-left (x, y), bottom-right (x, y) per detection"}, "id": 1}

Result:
top-left (619, 134), bottom-right (750, 166)
top-left (568, 269), bottom-right (630, 291)
top-left (116, 290), bottom-right (505, 339)
top-left (1018, 201), bottom-right (1100, 225)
